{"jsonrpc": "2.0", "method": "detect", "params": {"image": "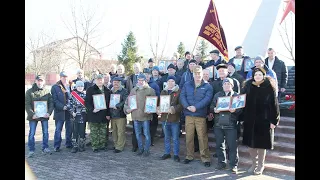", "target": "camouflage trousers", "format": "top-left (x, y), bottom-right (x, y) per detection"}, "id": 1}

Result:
top-left (89, 122), bottom-right (107, 150)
